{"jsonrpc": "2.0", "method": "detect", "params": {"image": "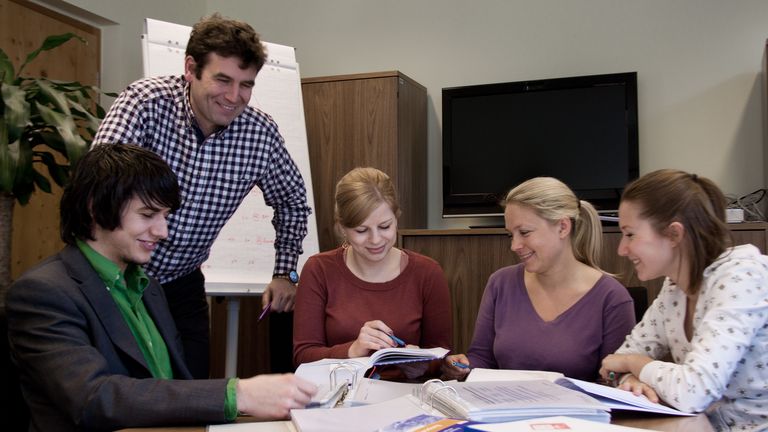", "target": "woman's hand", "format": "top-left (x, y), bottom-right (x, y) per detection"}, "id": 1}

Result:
top-left (441, 354), bottom-right (471, 380)
top-left (600, 353), bottom-right (652, 379)
top-left (613, 373), bottom-right (660, 403)
top-left (347, 320), bottom-right (397, 358)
